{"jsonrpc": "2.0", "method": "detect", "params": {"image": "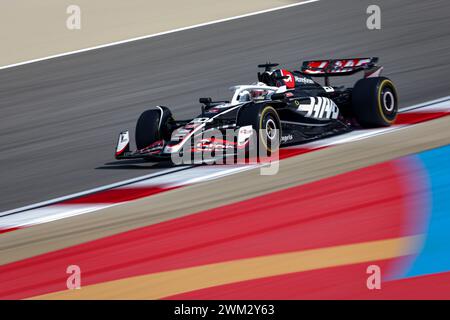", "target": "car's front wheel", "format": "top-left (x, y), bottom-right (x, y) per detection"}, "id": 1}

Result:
top-left (237, 104), bottom-right (281, 156)
top-left (135, 106), bottom-right (173, 150)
